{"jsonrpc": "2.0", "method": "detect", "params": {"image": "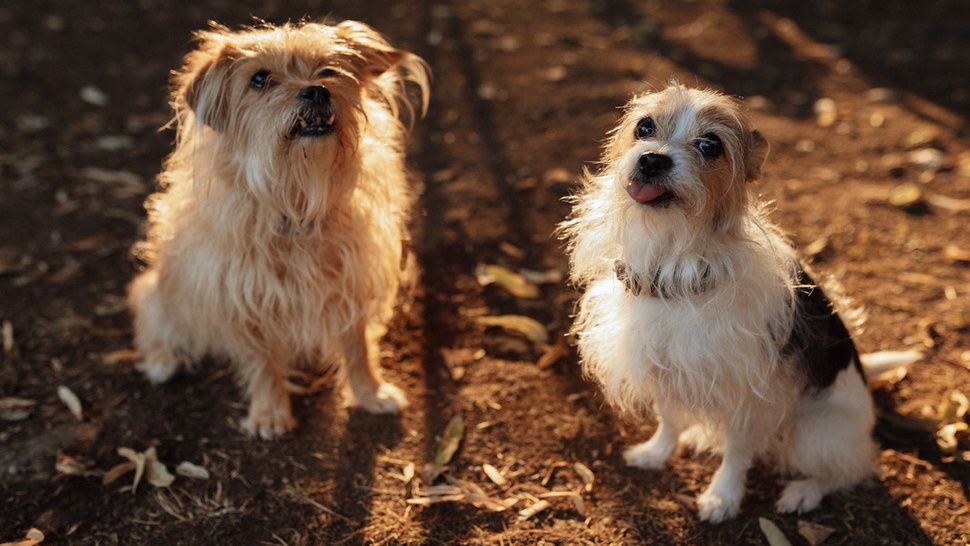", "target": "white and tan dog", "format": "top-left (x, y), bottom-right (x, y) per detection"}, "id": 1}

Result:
top-left (128, 20), bottom-right (429, 439)
top-left (561, 84), bottom-right (877, 522)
